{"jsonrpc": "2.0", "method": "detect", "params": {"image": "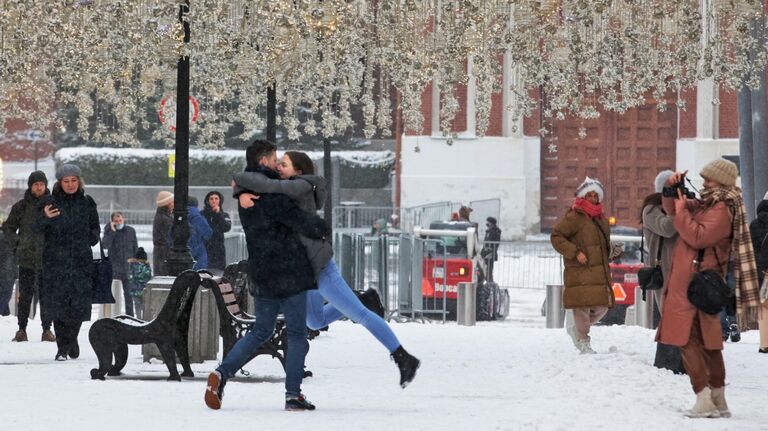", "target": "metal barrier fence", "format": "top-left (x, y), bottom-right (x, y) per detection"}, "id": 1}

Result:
top-left (96, 209), bottom-right (243, 229)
